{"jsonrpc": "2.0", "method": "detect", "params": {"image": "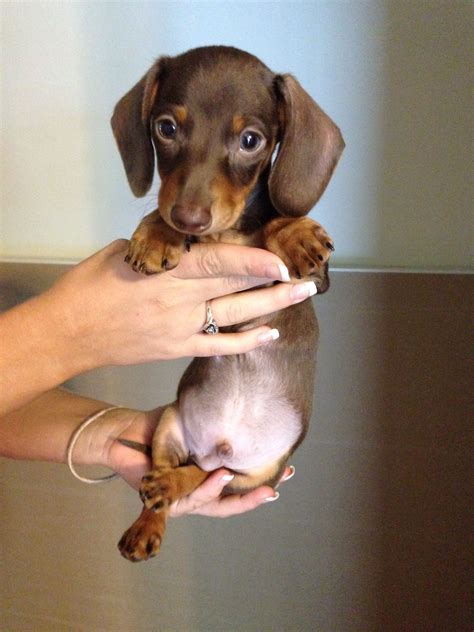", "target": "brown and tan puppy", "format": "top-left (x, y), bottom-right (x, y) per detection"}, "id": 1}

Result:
top-left (111, 46), bottom-right (344, 561)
